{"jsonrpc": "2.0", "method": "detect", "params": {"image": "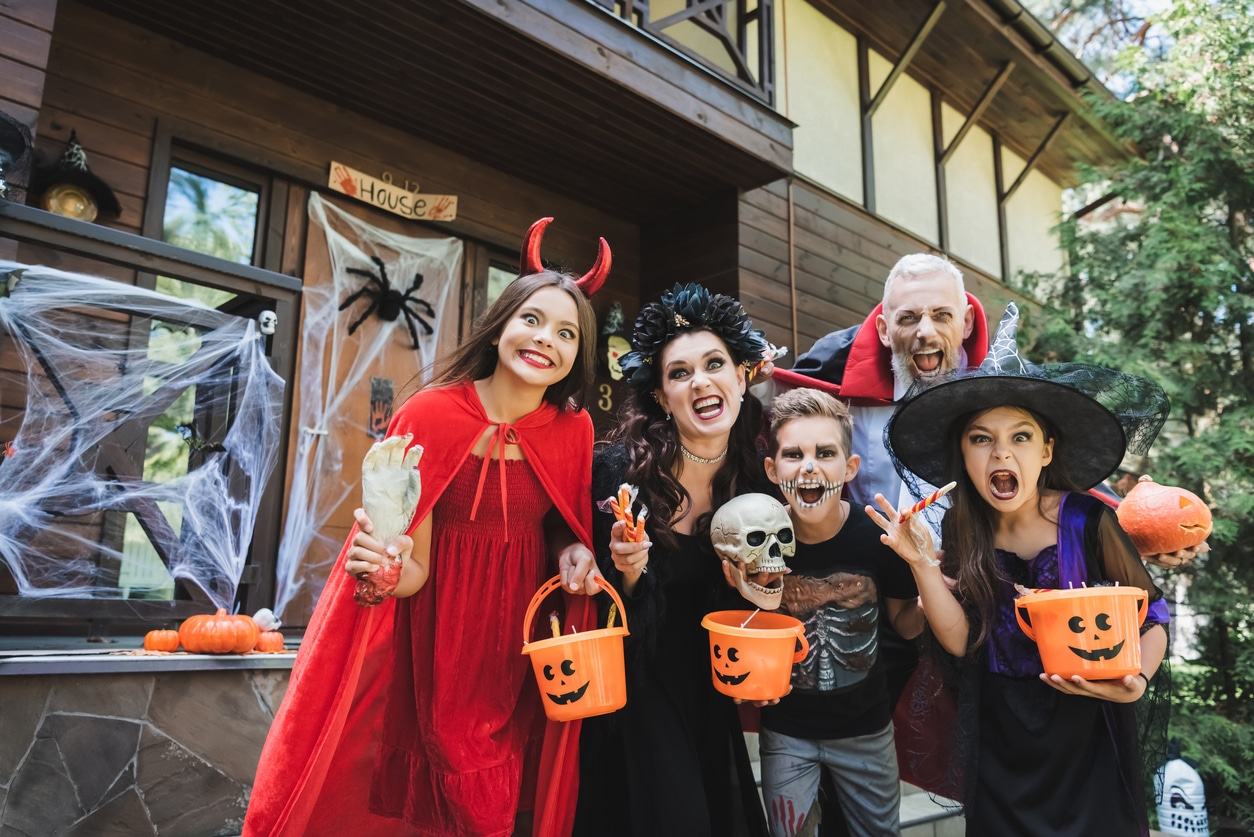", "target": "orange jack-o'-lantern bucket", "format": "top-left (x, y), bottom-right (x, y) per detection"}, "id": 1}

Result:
top-left (1014, 586), bottom-right (1148, 680)
top-left (522, 575), bottom-right (629, 722)
top-left (701, 610), bottom-right (810, 701)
